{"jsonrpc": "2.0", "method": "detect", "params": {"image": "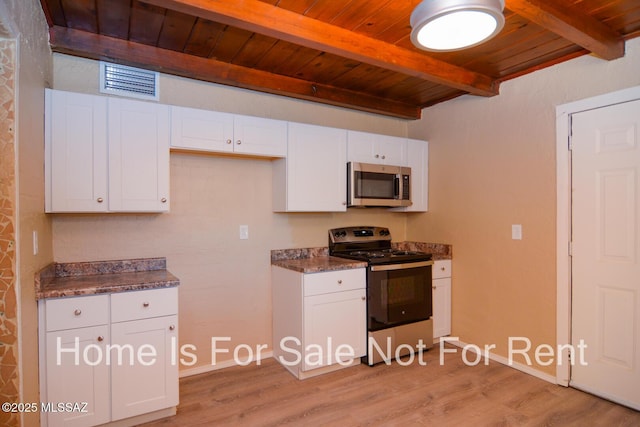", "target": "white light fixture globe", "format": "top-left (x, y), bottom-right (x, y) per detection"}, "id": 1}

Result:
top-left (410, 0), bottom-right (505, 52)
